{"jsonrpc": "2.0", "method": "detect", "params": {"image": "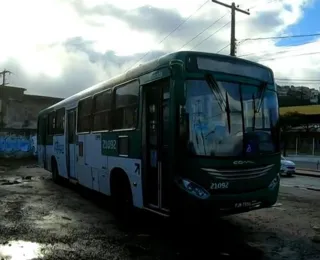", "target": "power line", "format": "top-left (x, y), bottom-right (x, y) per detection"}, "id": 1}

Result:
top-left (125, 0), bottom-right (210, 72)
top-left (216, 43), bottom-right (230, 54)
top-left (178, 12), bottom-right (229, 51)
top-left (240, 32), bottom-right (320, 43)
top-left (238, 36), bottom-right (318, 58)
top-left (188, 0), bottom-right (270, 54)
top-left (191, 21), bottom-right (231, 50)
top-left (276, 78), bottom-right (320, 82)
top-left (277, 82), bottom-right (320, 85)
top-left (276, 81), bottom-right (320, 84)
top-left (239, 47), bottom-right (302, 58)
top-left (259, 51), bottom-right (320, 61)
top-left (247, 0), bottom-right (278, 10)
